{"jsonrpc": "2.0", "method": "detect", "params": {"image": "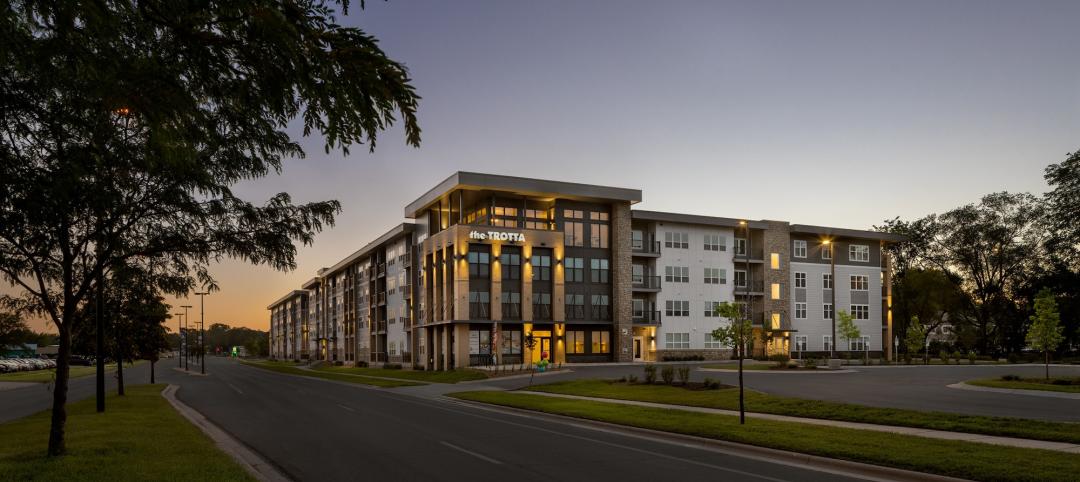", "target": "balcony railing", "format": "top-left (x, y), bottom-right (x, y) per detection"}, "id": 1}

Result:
top-left (533, 304), bottom-right (552, 321)
top-left (401, 253), bottom-right (411, 267)
top-left (632, 240), bottom-right (661, 256)
top-left (502, 303), bottom-right (521, 319)
top-left (376, 320), bottom-right (387, 332)
top-left (632, 276), bottom-right (661, 290)
top-left (377, 263), bottom-right (386, 277)
top-left (590, 306), bottom-right (611, 321)
top-left (469, 302), bottom-right (490, 320)
top-left (565, 305), bottom-right (585, 321)
top-left (401, 285), bottom-right (412, 299)
top-left (377, 291), bottom-right (386, 305)
top-left (734, 280), bottom-right (765, 293)
top-left (633, 310), bottom-right (662, 325)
